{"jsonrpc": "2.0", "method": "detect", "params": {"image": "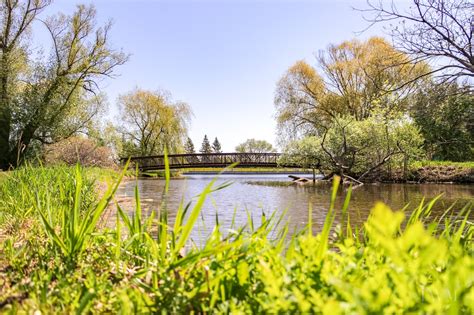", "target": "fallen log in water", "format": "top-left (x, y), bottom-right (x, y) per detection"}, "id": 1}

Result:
top-left (289, 175), bottom-right (311, 184)
top-left (289, 175), bottom-right (304, 180)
